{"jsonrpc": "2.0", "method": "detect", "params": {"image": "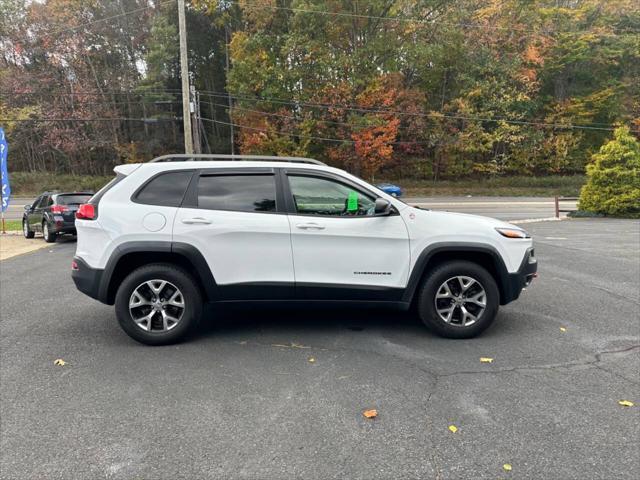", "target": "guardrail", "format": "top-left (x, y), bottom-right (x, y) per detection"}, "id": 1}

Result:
top-left (555, 196), bottom-right (578, 218)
